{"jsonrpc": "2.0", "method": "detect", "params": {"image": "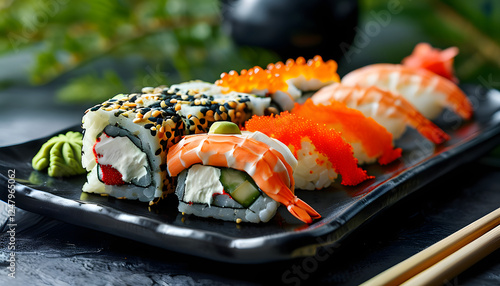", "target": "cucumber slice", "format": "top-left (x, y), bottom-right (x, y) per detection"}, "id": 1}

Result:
top-left (230, 180), bottom-right (261, 208)
top-left (219, 168), bottom-right (261, 207)
top-left (219, 168), bottom-right (248, 192)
